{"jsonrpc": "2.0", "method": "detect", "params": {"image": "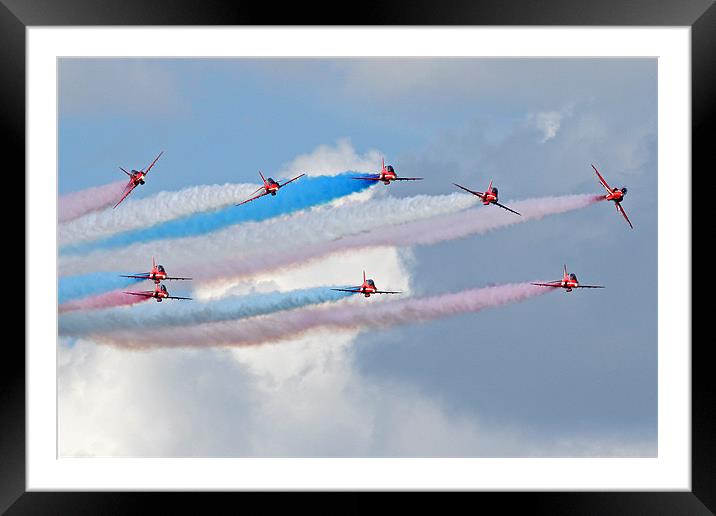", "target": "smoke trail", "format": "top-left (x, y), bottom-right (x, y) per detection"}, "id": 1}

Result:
top-left (60, 173), bottom-right (374, 255)
top-left (192, 194), bottom-right (603, 283)
top-left (59, 287), bottom-right (355, 336)
top-left (58, 289), bottom-right (149, 314)
top-left (190, 193), bottom-right (605, 285)
top-left (58, 181), bottom-right (127, 223)
top-left (59, 272), bottom-right (145, 304)
top-left (92, 282), bottom-right (552, 349)
top-left (59, 182), bottom-right (263, 247)
top-left (58, 191), bottom-right (480, 276)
